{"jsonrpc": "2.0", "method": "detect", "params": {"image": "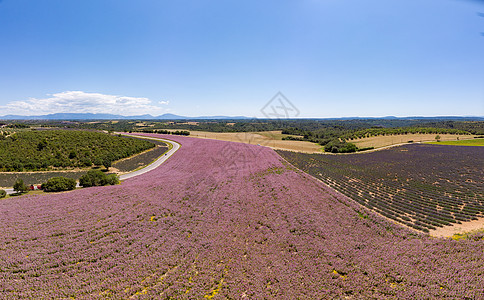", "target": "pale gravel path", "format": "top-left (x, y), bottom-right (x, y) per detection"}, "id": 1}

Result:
top-left (118, 135), bottom-right (180, 181)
